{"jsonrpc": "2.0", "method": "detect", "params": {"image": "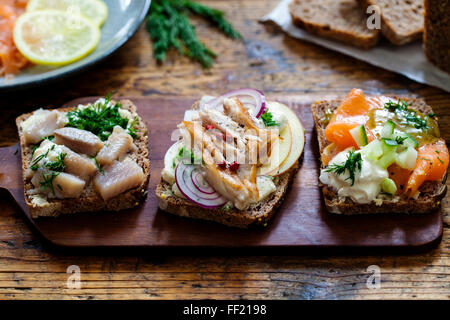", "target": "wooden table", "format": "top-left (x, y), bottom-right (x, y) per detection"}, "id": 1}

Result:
top-left (0, 0), bottom-right (449, 300)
